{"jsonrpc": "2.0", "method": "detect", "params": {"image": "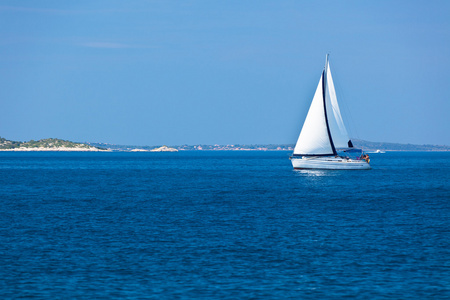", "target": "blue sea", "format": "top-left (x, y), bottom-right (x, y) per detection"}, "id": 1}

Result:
top-left (0, 151), bottom-right (449, 299)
